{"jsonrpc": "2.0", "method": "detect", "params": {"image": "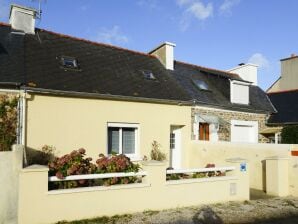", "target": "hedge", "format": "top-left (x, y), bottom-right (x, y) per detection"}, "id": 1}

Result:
top-left (281, 125), bottom-right (298, 144)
